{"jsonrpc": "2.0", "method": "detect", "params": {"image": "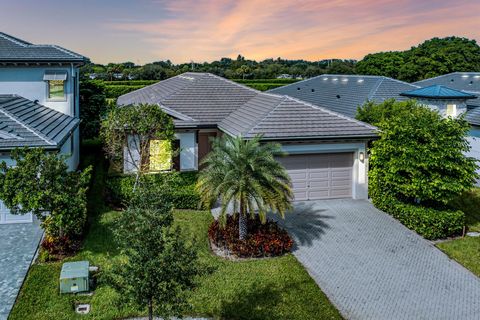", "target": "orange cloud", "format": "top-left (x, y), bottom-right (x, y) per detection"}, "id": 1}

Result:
top-left (106, 0), bottom-right (480, 63)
